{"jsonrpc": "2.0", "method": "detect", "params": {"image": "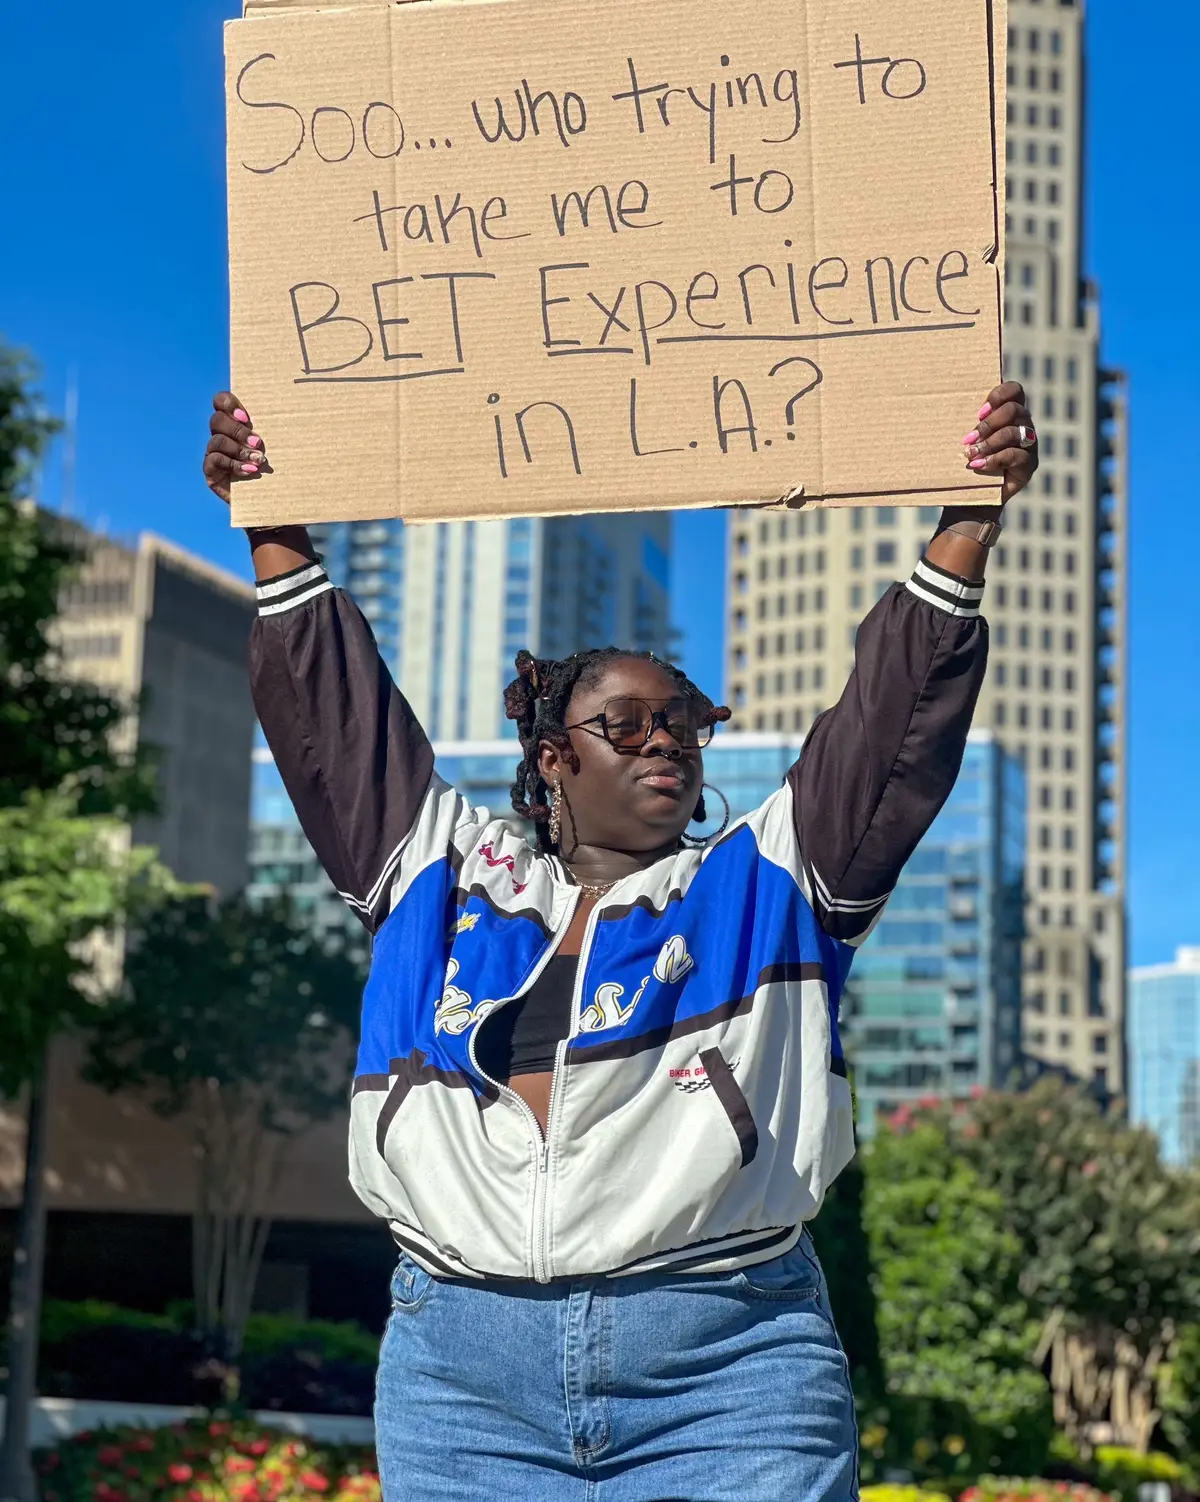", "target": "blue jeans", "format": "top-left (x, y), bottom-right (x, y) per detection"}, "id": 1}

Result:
top-left (375, 1232), bottom-right (858, 1500)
